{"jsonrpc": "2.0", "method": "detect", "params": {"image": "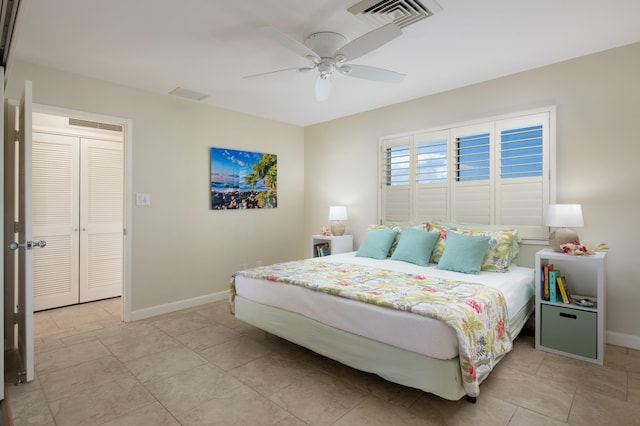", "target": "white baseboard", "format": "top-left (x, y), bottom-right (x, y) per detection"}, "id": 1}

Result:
top-left (607, 331), bottom-right (640, 350)
top-left (130, 291), bottom-right (228, 321)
